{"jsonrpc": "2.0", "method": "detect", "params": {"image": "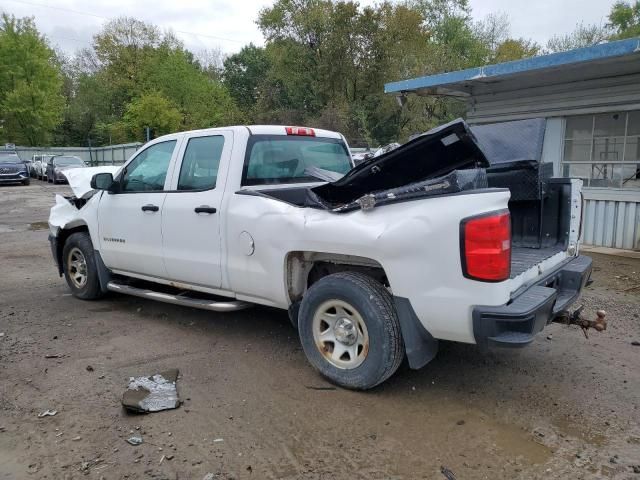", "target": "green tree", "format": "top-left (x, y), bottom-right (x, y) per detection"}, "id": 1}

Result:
top-left (0, 14), bottom-right (64, 145)
top-left (223, 44), bottom-right (271, 112)
top-left (492, 38), bottom-right (540, 63)
top-left (608, 1), bottom-right (640, 39)
top-left (123, 91), bottom-right (182, 139)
